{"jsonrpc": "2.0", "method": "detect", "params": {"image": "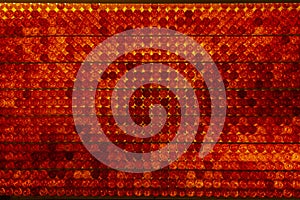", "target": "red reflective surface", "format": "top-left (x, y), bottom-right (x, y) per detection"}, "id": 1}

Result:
top-left (0, 3), bottom-right (299, 198)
